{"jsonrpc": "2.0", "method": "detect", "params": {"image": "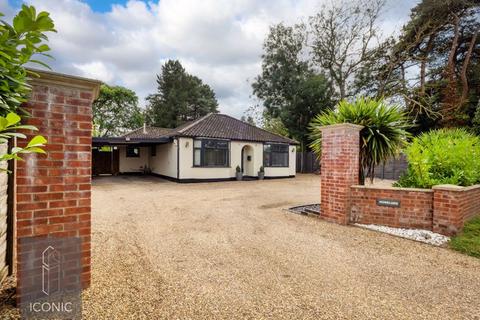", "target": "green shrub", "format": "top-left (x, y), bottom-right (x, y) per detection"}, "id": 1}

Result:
top-left (395, 129), bottom-right (480, 188)
top-left (0, 5), bottom-right (55, 161)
